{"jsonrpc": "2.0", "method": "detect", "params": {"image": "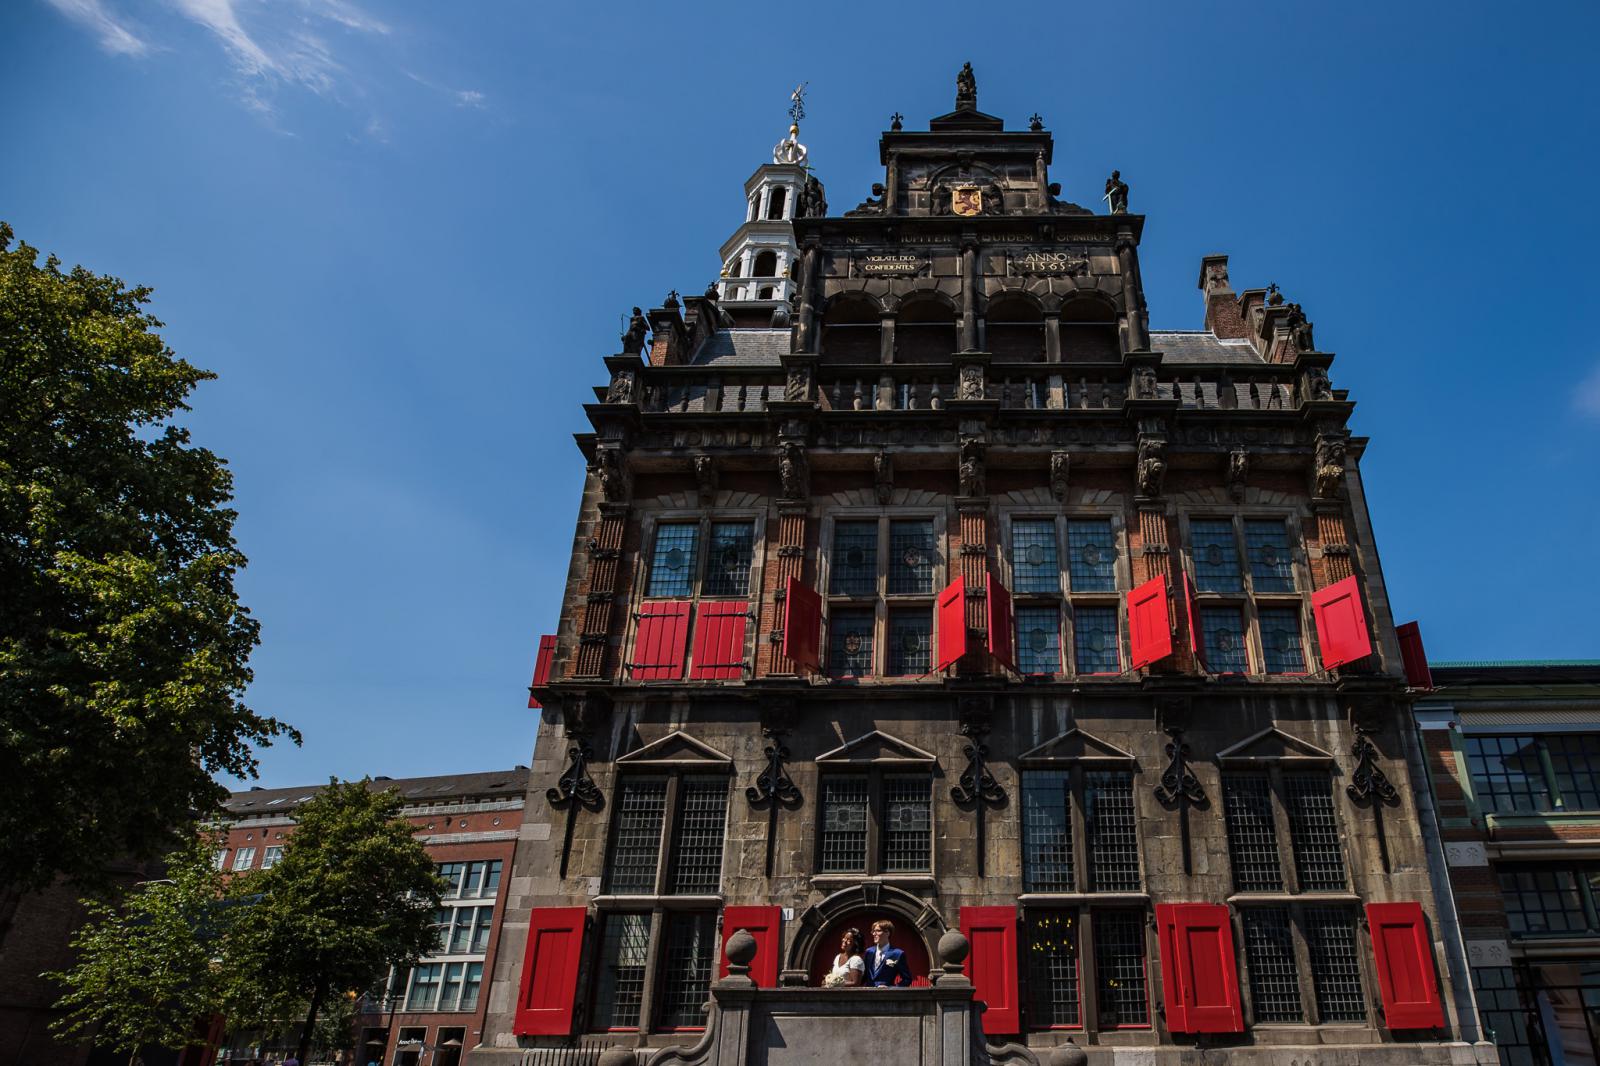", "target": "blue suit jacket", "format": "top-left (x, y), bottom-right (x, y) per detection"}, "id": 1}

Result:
top-left (863, 945), bottom-right (912, 987)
